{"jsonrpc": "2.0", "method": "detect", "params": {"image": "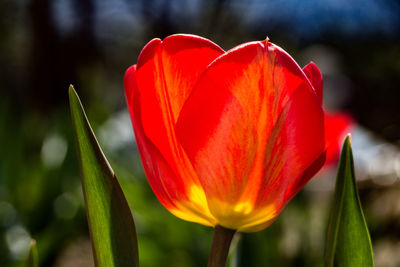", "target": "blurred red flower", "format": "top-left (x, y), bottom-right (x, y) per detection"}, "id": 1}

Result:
top-left (324, 112), bottom-right (354, 166)
top-left (124, 34), bottom-right (326, 232)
